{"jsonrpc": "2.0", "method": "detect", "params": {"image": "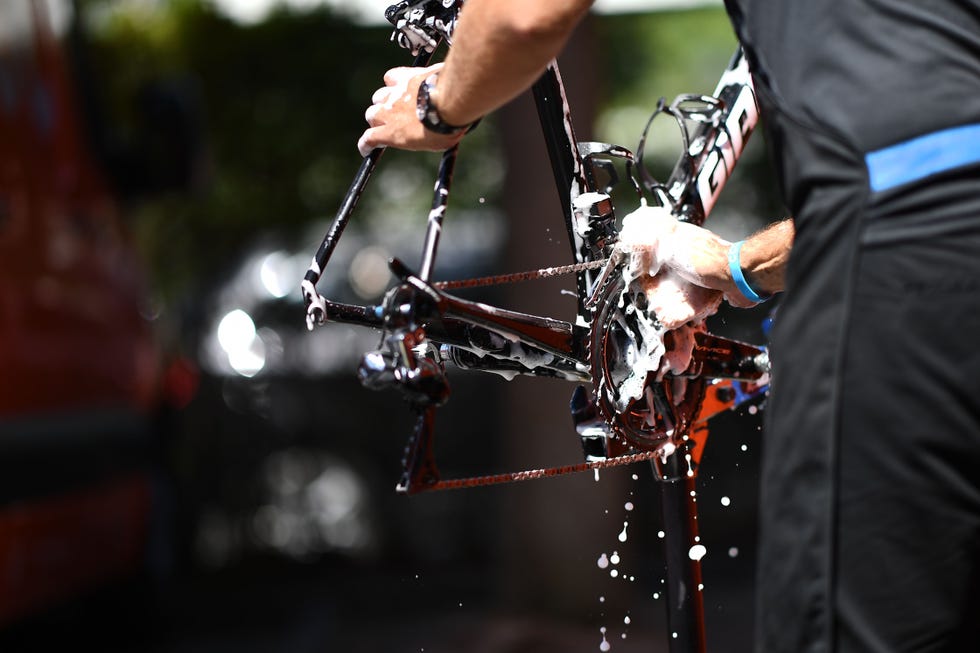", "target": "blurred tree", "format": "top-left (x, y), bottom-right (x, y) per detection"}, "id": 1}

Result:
top-left (81, 0), bottom-right (481, 305)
